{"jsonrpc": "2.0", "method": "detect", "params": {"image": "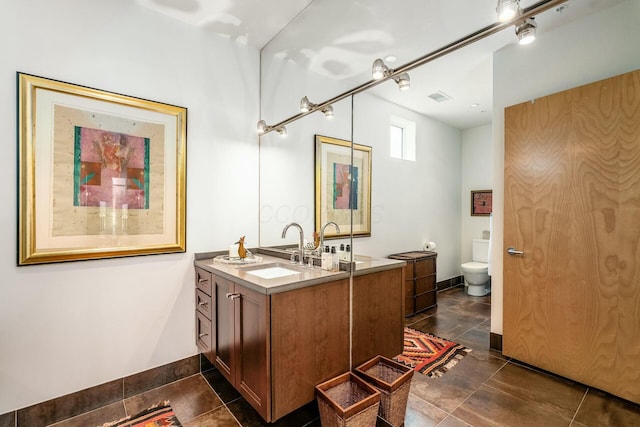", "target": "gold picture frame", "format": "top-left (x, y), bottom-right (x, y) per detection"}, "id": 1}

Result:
top-left (17, 73), bottom-right (187, 265)
top-left (471, 190), bottom-right (492, 216)
top-left (314, 135), bottom-right (371, 239)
